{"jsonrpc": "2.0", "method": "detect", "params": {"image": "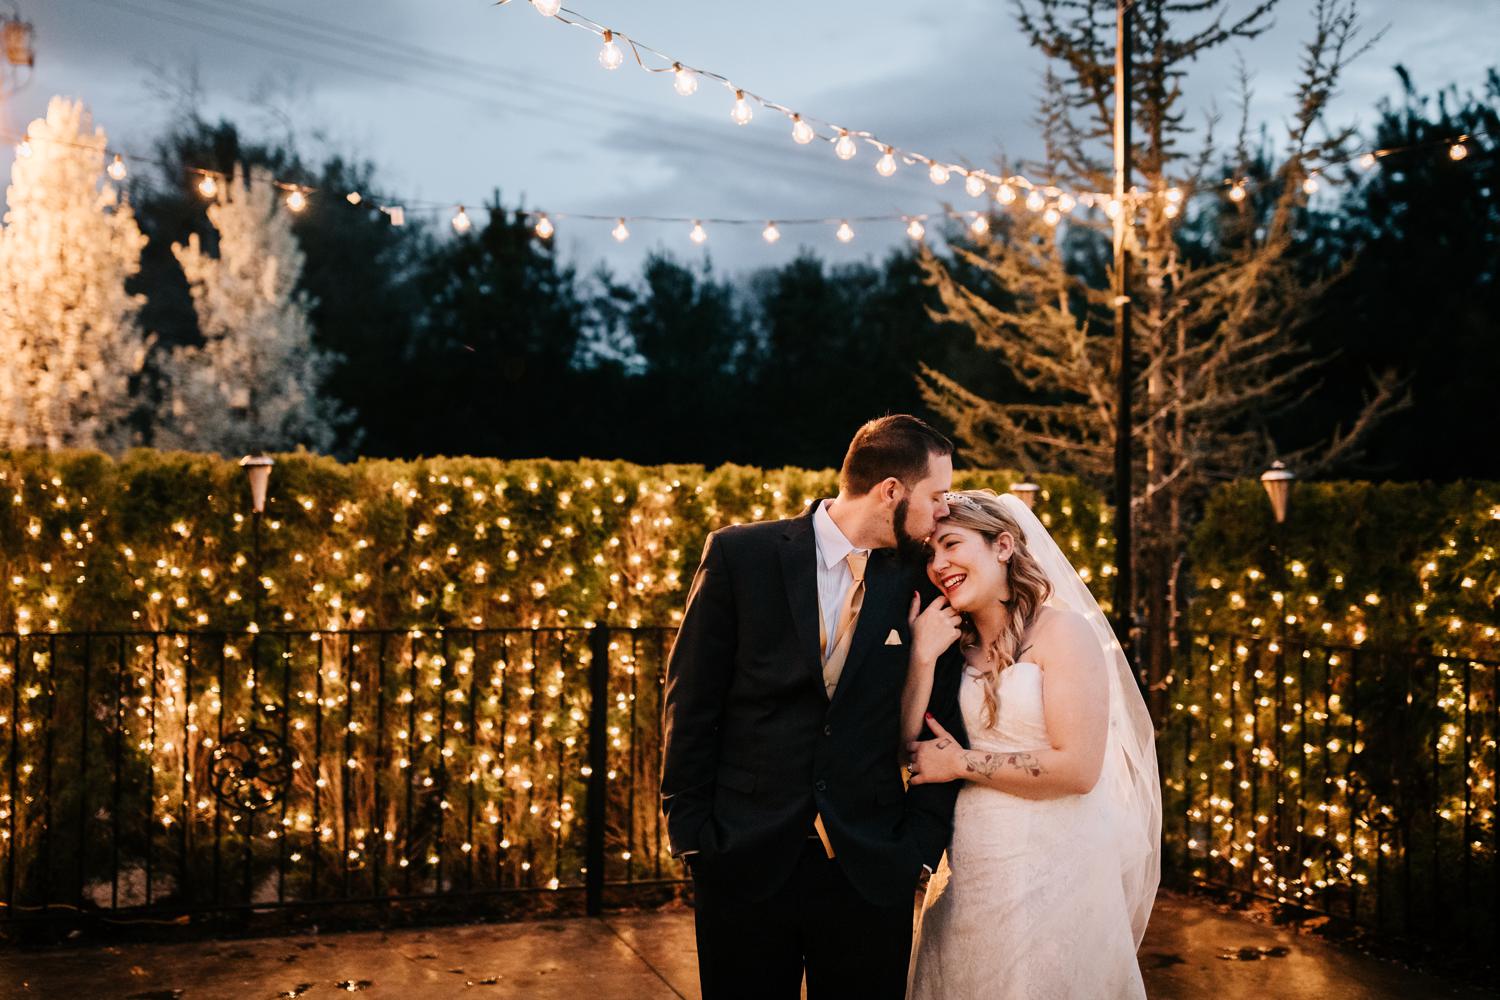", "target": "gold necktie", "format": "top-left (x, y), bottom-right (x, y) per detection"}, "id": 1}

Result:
top-left (829, 551), bottom-right (868, 657)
